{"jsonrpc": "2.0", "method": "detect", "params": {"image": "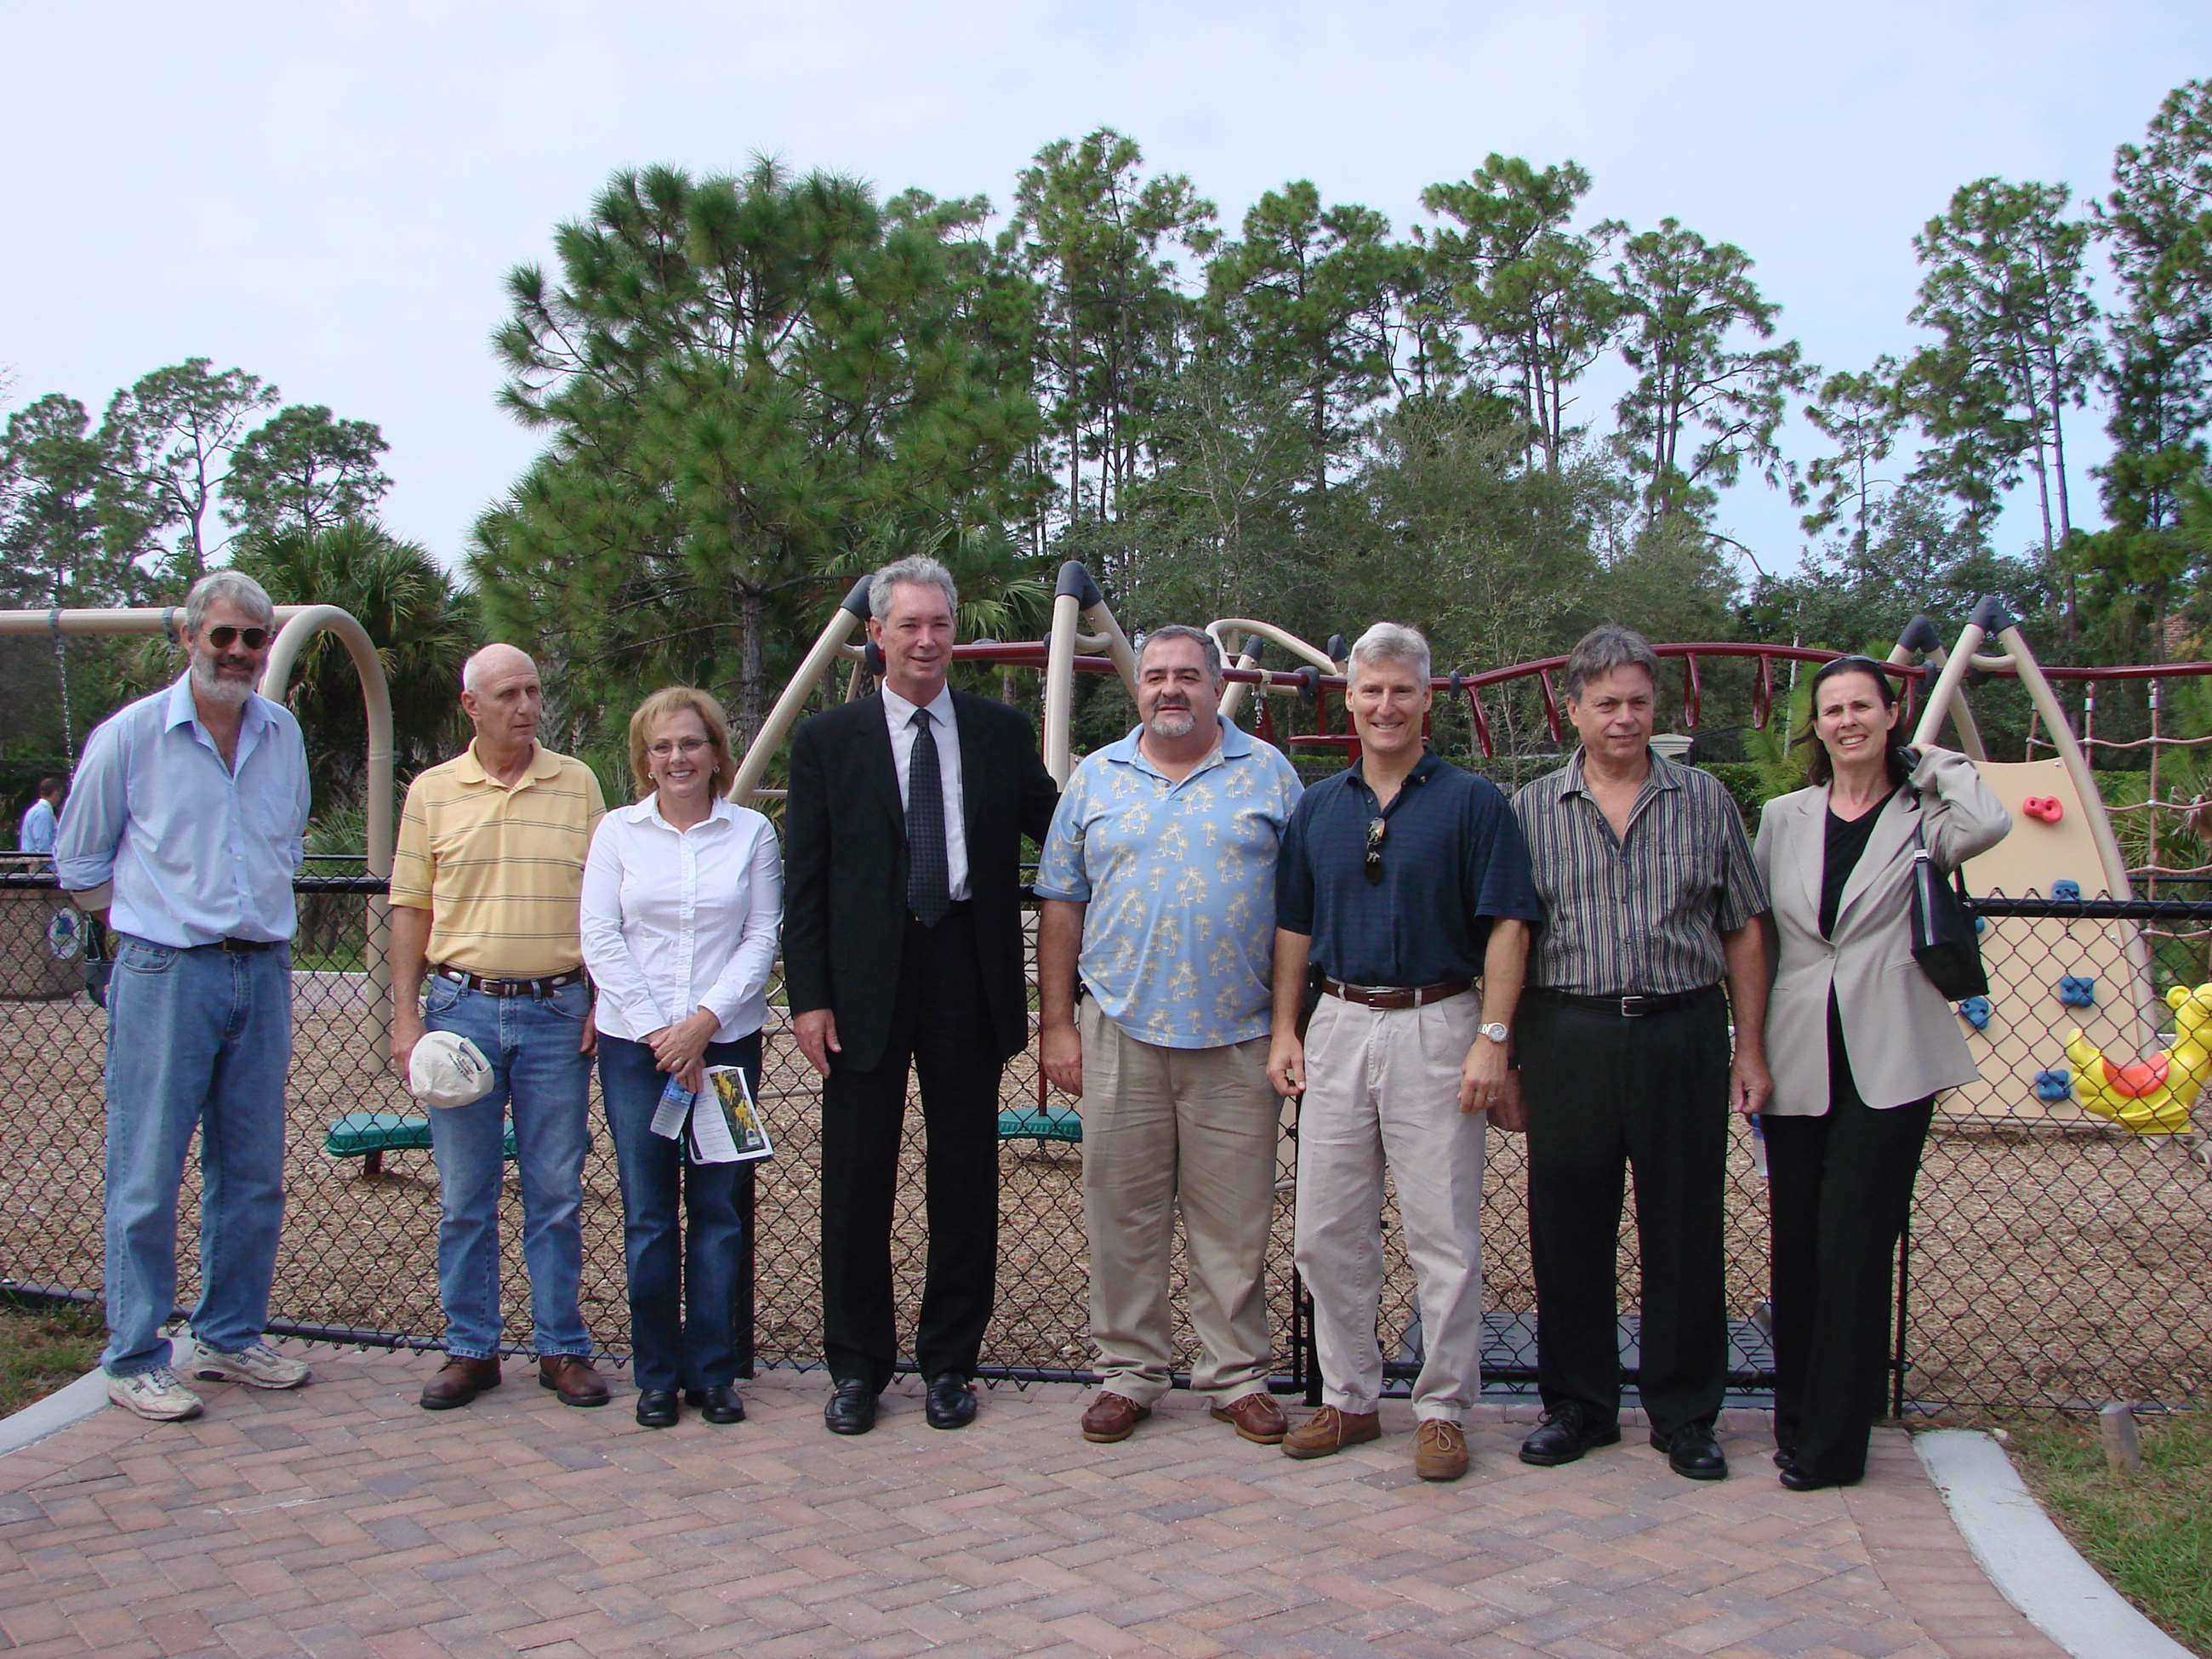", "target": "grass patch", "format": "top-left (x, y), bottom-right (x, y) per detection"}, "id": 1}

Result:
top-left (0, 1299), bottom-right (104, 1417)
top-left (2010, 1412), bottom-right (2212, 1655)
